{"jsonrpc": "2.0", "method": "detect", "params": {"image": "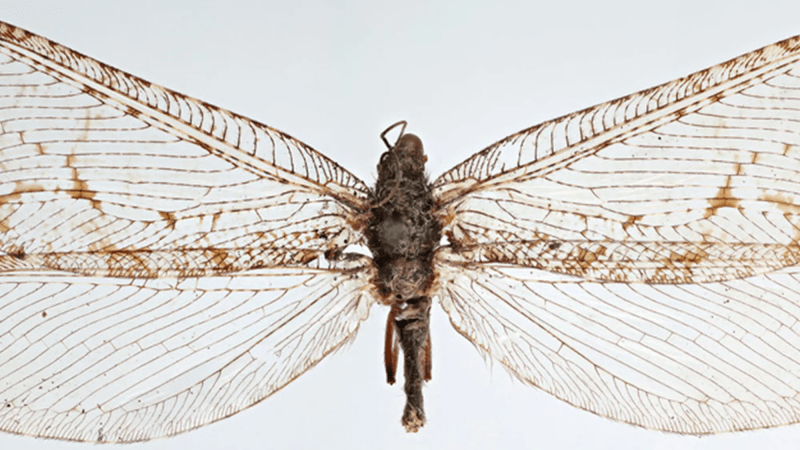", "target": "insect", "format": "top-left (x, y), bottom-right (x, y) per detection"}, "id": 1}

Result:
top-left (1, 19), bottom-right (800, 444)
